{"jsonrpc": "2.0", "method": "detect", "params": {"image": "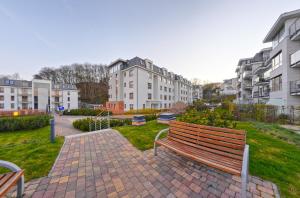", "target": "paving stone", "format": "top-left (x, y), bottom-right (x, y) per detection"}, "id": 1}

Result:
top-left (11, 129), bottom-right (279, 198)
